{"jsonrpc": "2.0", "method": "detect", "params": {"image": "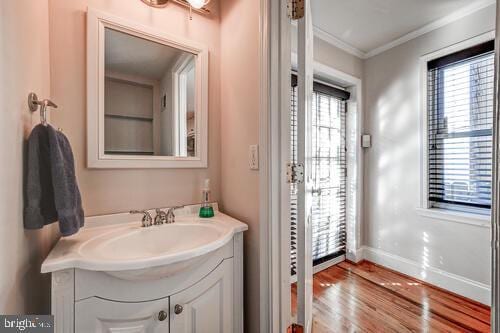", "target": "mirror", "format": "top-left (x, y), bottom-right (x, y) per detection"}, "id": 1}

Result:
top-left (87, 9), bottom-right (208, 168)
top-left (104, 28), bottom-right (196, 157)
